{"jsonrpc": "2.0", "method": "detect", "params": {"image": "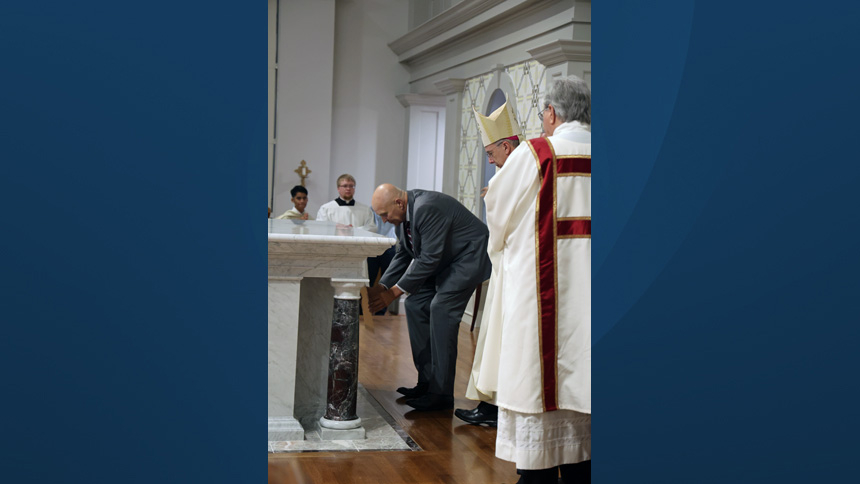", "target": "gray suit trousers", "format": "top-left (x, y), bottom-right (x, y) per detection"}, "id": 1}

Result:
top-left (404, 278), bottom-right (474, 397)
